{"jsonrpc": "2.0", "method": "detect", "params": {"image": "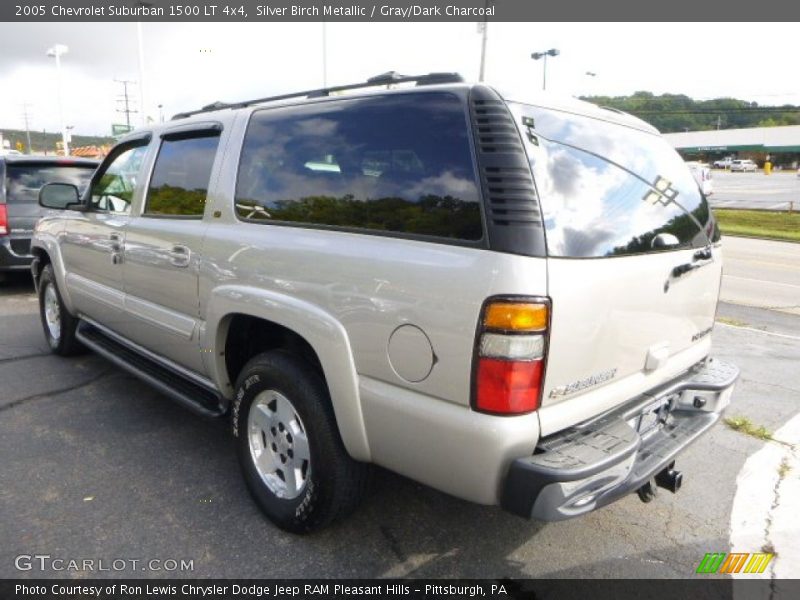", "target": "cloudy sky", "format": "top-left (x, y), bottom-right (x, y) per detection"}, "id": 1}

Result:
top-left (0, 22), bottom-right (797, 137)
